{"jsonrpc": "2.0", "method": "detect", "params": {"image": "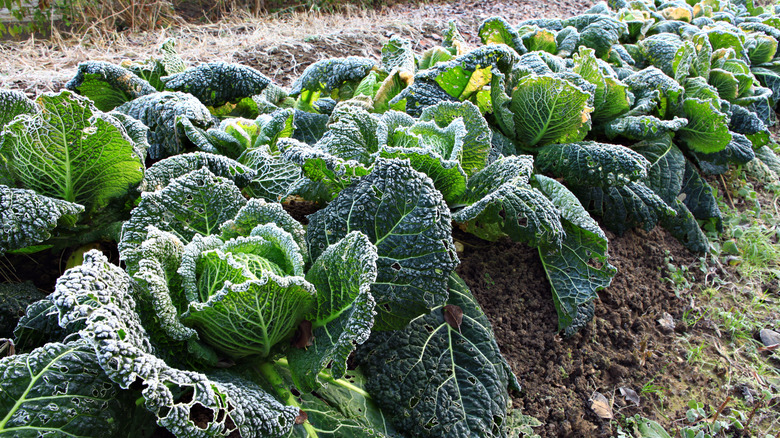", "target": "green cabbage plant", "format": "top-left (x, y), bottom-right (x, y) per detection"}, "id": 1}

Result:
top-left (2, 160), bottom-right (518, 437)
